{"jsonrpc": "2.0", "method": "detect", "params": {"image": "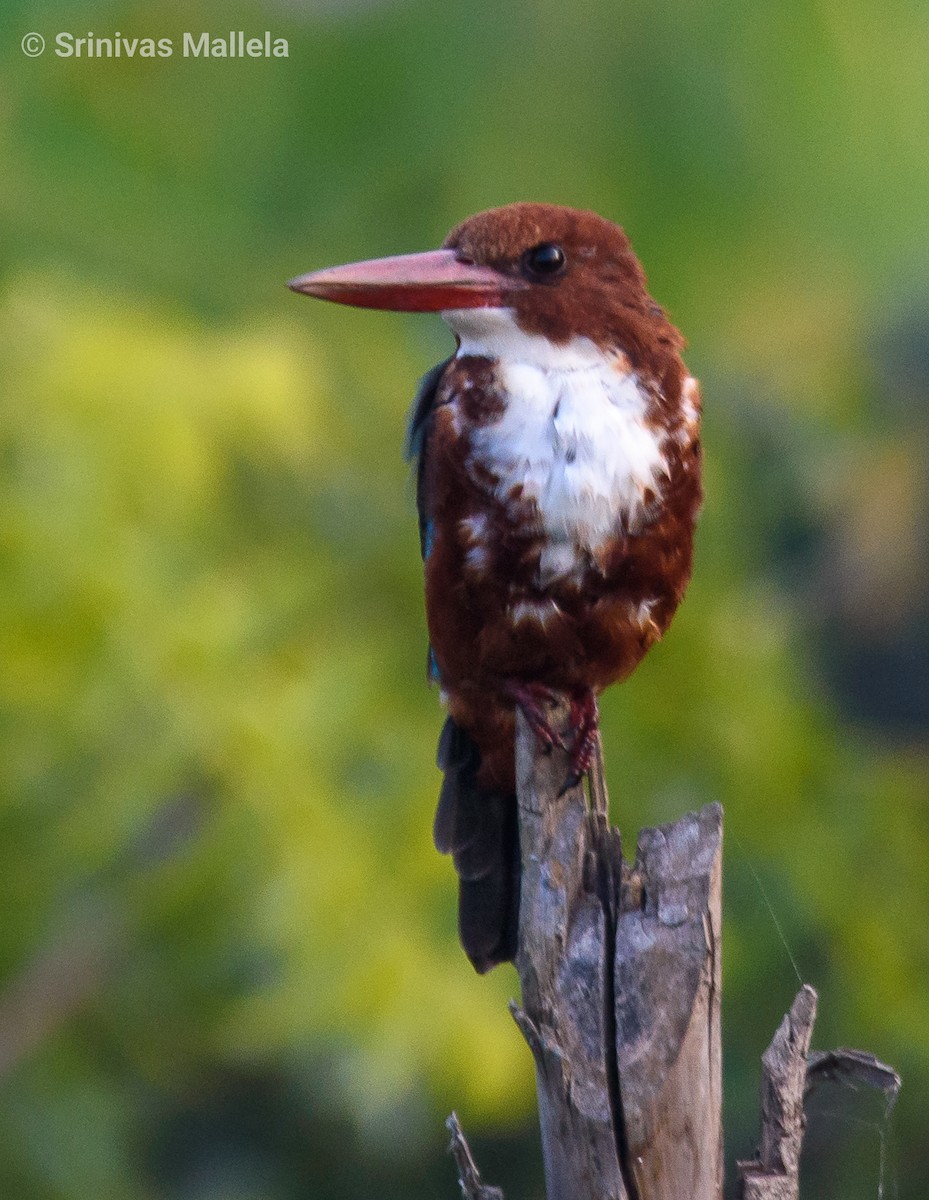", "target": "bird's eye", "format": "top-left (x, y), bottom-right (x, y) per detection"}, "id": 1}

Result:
top-left (523, 242), bottom-right (566, 279)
